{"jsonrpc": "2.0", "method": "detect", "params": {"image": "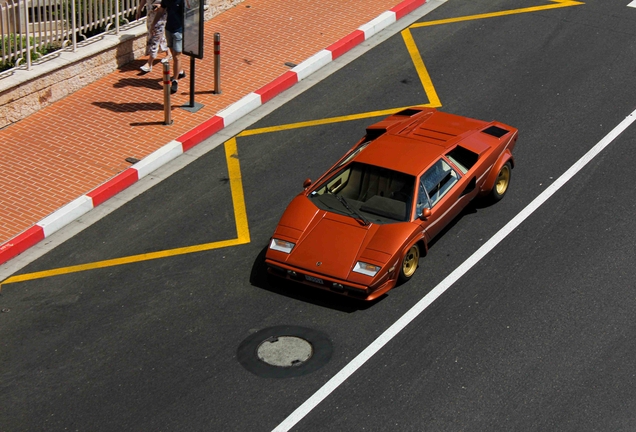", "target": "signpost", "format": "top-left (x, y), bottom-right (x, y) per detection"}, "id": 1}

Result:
top-left (182, 0), bottom-right (205, 112)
